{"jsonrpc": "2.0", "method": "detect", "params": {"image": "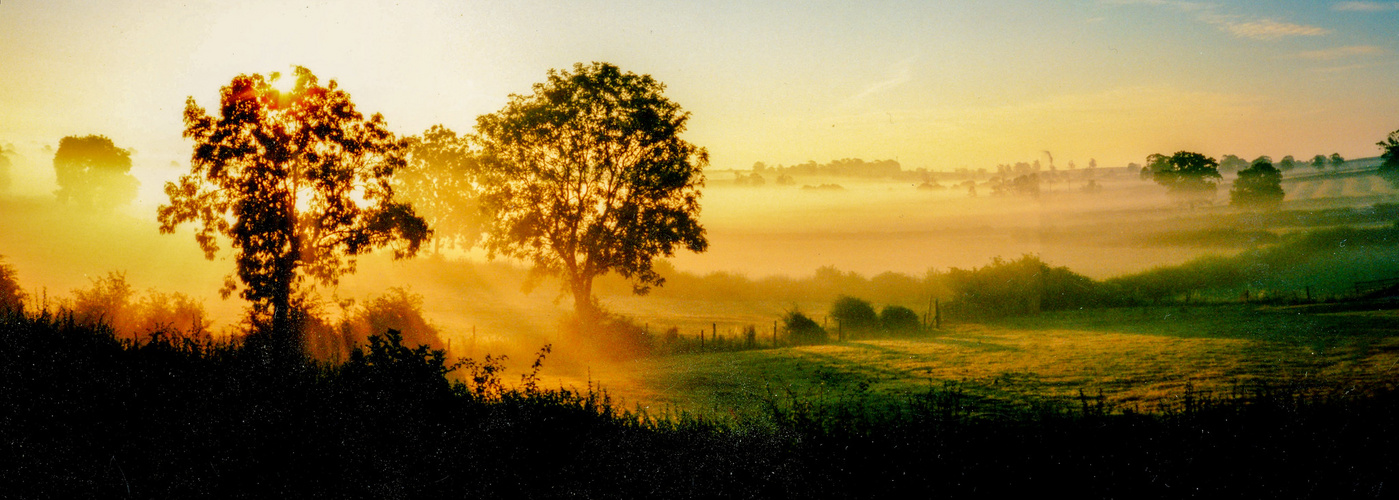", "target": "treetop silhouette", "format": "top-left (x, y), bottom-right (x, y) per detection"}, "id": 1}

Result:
top-left (52, 134), bottom-right (139, 208)
top-left (1141, 151), bottom-right (1221, 207)
top-left (159, 66), bottom-right (429, 350)
top-left (473, 62), bottom-right (708, 318)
